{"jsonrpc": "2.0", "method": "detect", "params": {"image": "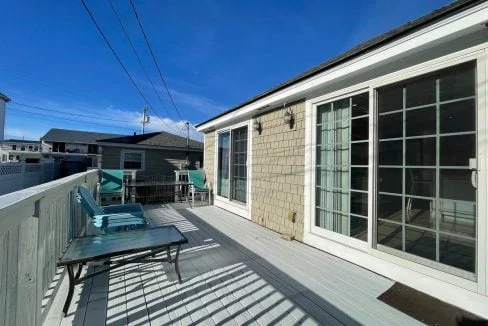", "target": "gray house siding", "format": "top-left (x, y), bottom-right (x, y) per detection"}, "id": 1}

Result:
top-left (101, 146), bottom-right (203, 179)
